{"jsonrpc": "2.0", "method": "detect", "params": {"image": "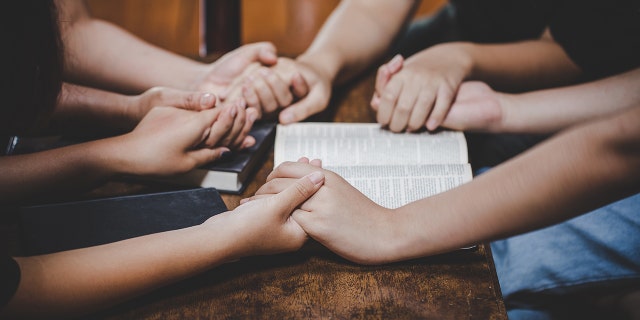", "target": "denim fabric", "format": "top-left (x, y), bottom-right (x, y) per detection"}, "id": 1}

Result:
top-left (491, 193), bottom-right (640, 319)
